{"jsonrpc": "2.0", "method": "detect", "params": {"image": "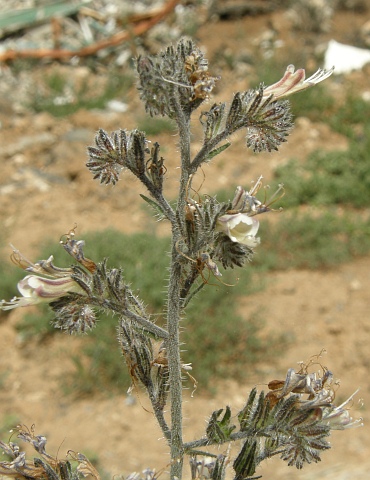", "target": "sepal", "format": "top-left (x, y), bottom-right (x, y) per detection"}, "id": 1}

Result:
top-left (233, 440), bottom-right (258, 480)
top-left (140, 194), bottom-right (166, 219)
top-left (225, 87), bottom-right (293, 152)
top-left (206, 406), bottom-right (236, 443)
top-left (200, 103), bottom-right (226, 142)
top-left (118, 319), bottom-right (154, 388)
top-left (86, 128), bottom-right (128, 185)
